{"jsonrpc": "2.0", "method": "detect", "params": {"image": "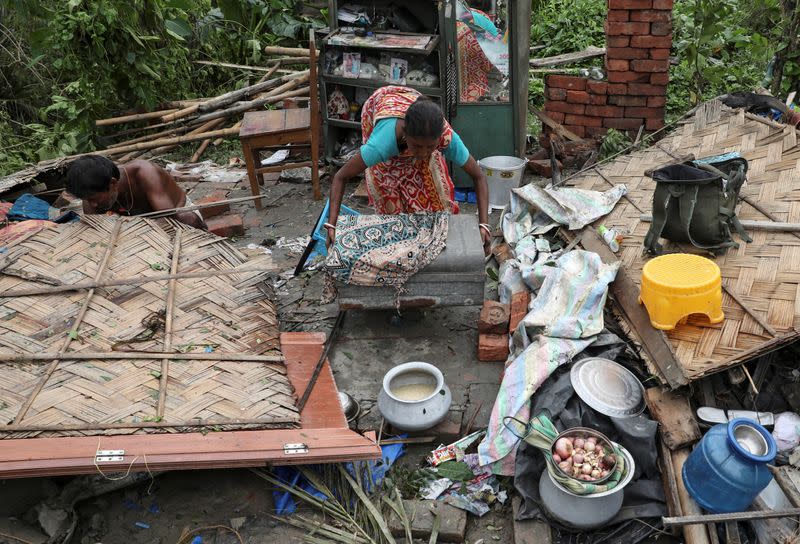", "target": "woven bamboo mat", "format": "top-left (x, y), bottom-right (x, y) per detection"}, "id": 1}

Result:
top-left (0, 216), bottom-right (299, 438)
top-left (569, 101), bottom-right (800, 382)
